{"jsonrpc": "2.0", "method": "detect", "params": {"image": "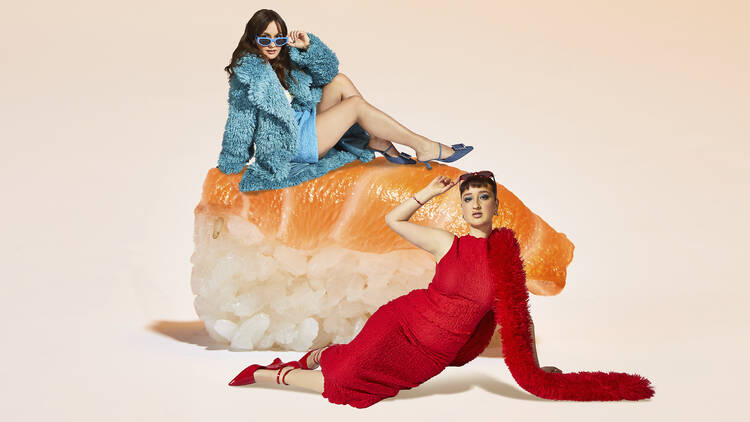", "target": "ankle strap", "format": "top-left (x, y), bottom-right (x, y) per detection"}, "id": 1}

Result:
top-left (276, 367), bottom-right (294, 385)
top-left (281, 368), bottom-right (294, 385)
